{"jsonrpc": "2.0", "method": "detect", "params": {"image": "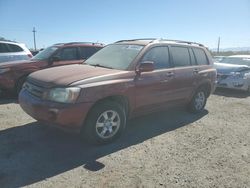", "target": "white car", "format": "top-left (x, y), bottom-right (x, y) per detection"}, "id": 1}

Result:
top-left (215, 55), bottom-right (250, 92)
top-left (0, 41), bottom-right (32, 63)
